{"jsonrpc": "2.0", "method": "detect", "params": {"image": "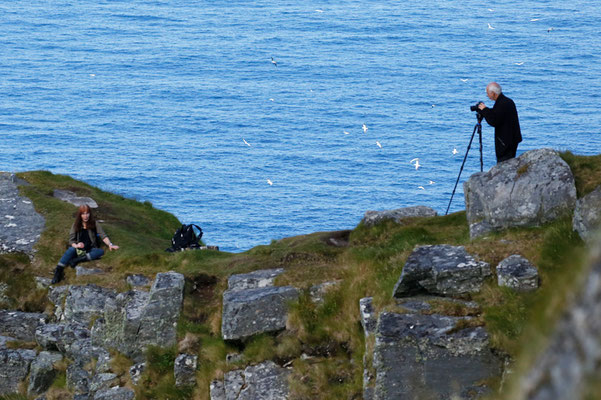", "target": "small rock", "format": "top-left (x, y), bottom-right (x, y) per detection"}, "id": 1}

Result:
top-left (66, 363), bottom-right (90, 394)
top-left (89, 372), bottom-right (118, 392)
top-left (227, 268), bottom-right (284, 291)
top-left (309, 281), bottom-right (340, 304)
top-left (93, 387), bottom-right (135, 400)
top-left (129, 362), bottom-right (146, 385)
top-left (53, 189), bottom-right (98, 208)
top-left (35, 277), bottom-right (52, 289)
top-left (75, 266), bottom-right (104, 276)
top-left (0, 310), bottom-right (47, 341)
top-left (359, 297), bottom-right (377, 337)
top-left (174, 353), bottom-right (198, 386)
top-left (362, 205), bottom-right (437, 227)
top-left (226, 353), bottom-right (243, 364)
top-left (497, 255), bottom-right (539, 291)
top-left (126, 274), bottom-right (150, 287)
